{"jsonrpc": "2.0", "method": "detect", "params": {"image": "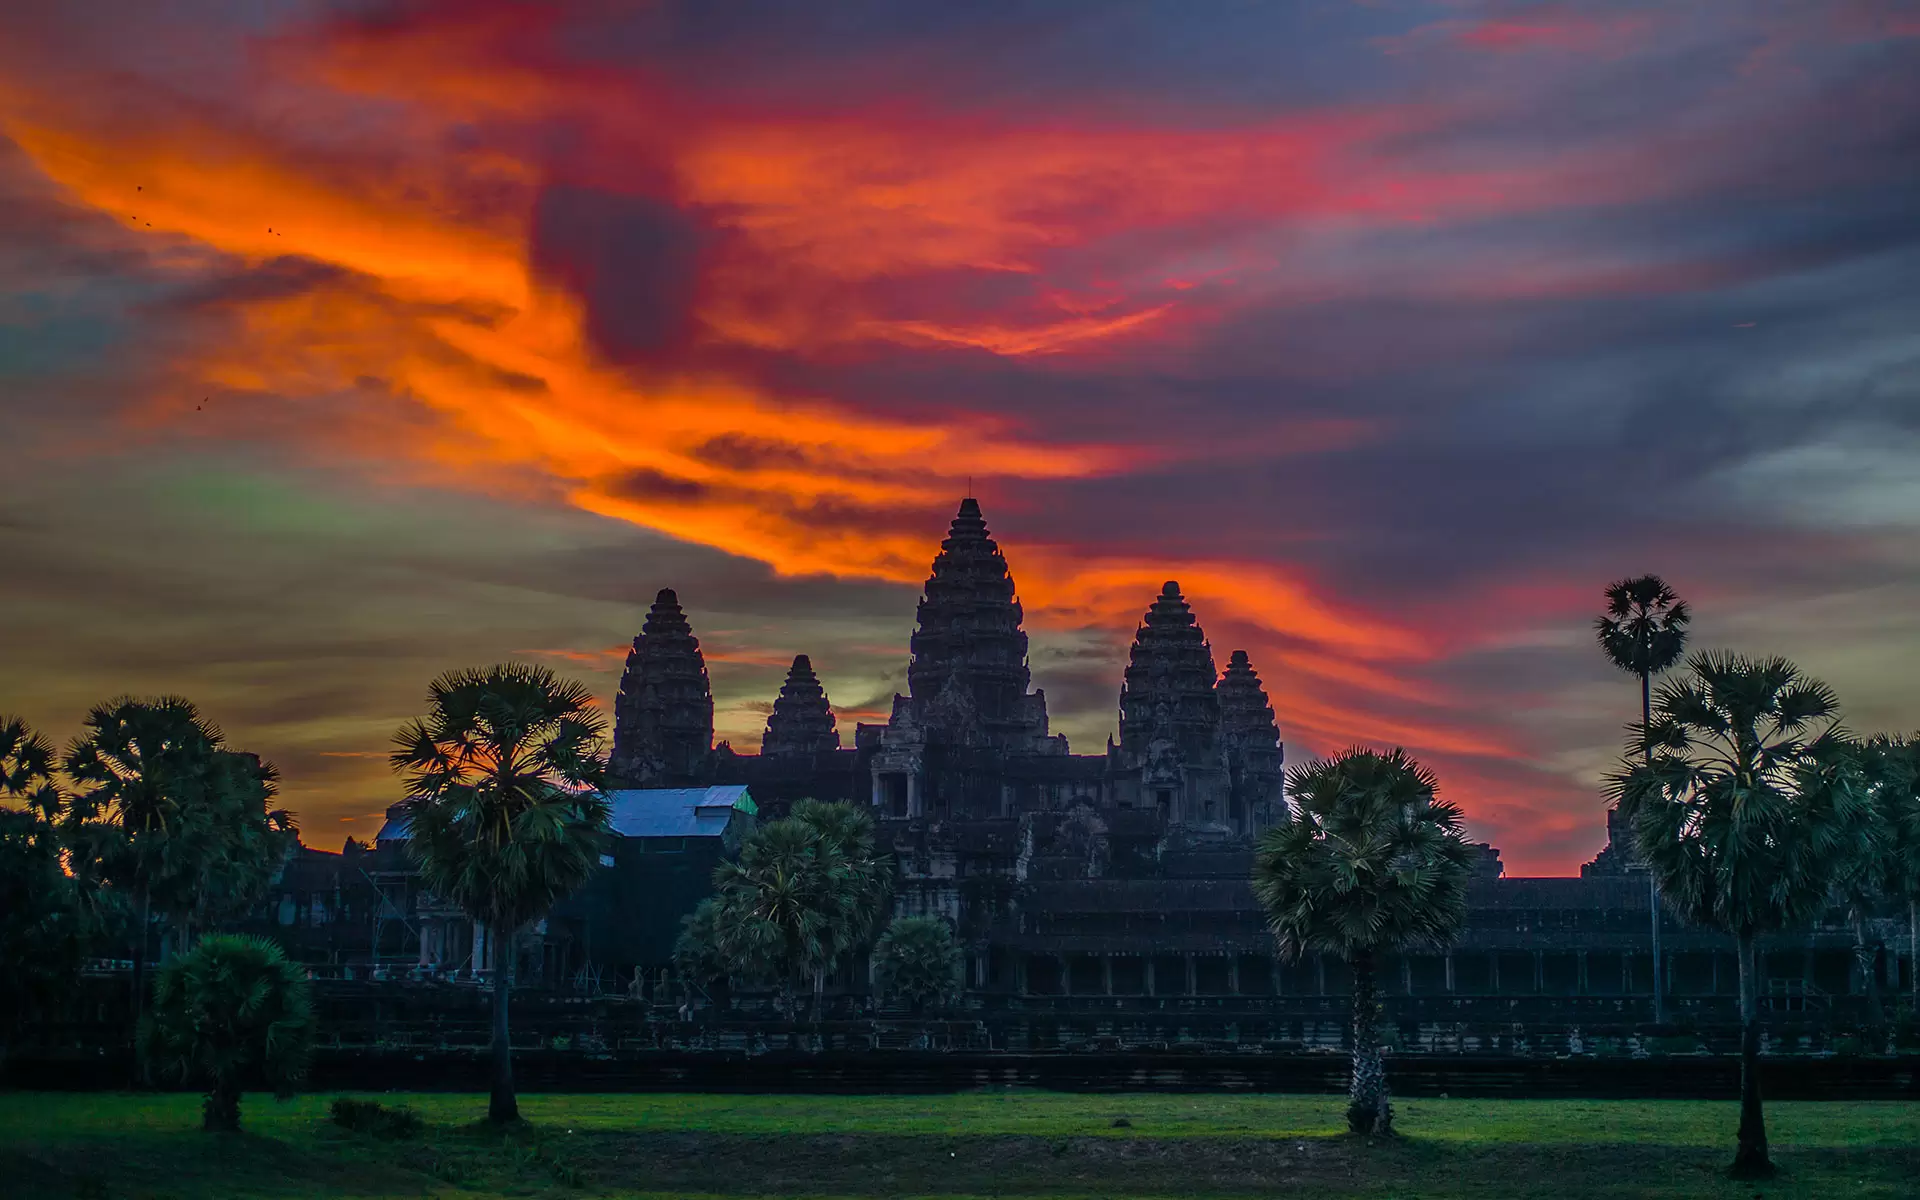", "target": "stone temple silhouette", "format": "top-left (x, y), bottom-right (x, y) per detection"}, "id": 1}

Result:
top-left (349, 495), bottom-right (1898, 1027)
